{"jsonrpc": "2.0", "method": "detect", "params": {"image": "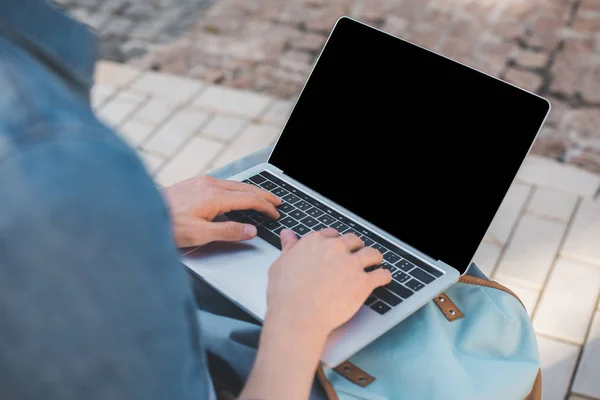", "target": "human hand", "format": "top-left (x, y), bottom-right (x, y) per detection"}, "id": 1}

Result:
top-left (265, 229), bottom-right (392, 343)
top-left (162, 176), bottom-right (281, 247)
